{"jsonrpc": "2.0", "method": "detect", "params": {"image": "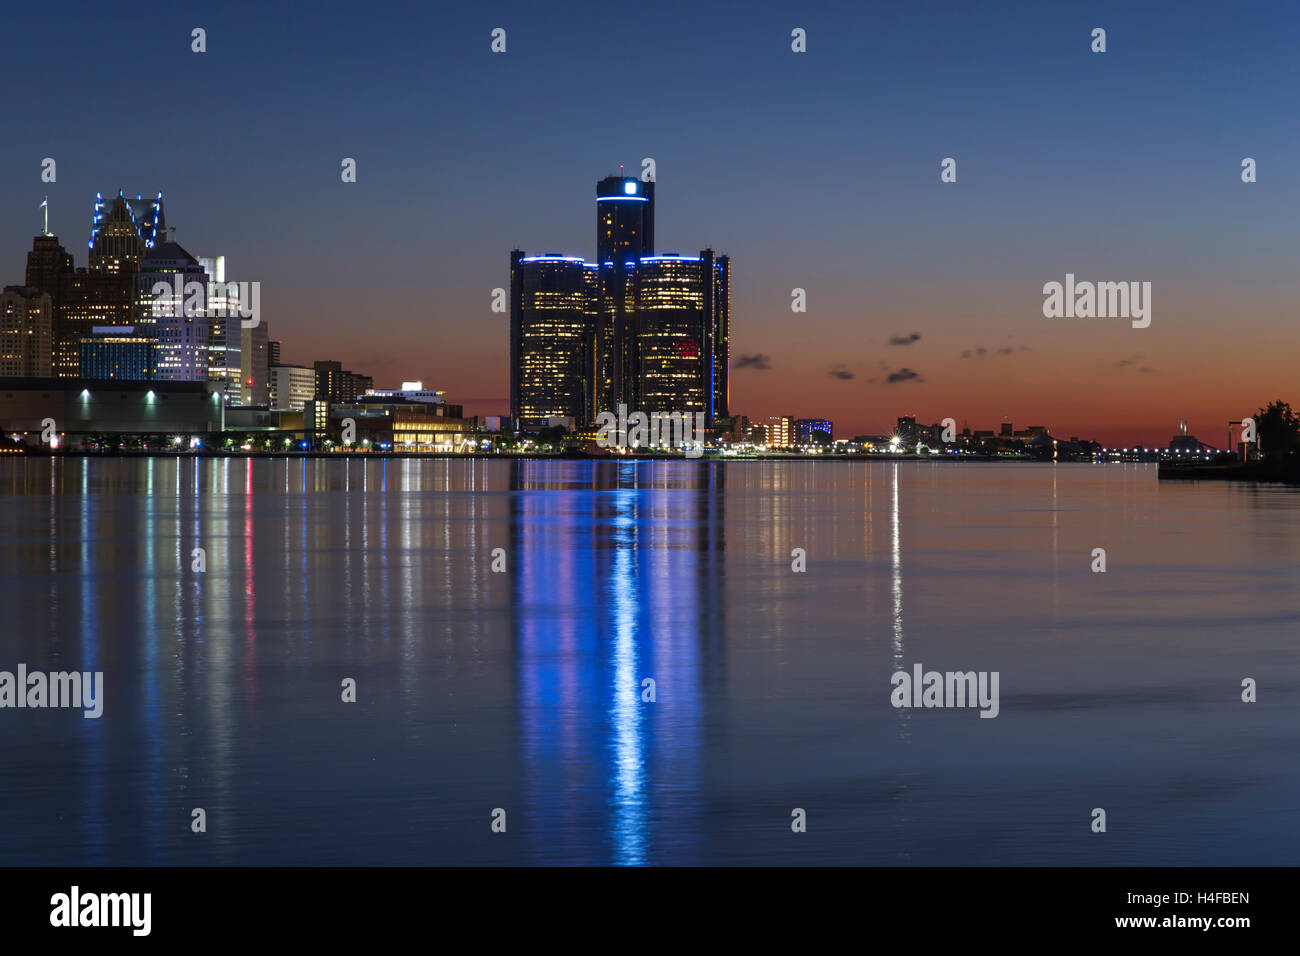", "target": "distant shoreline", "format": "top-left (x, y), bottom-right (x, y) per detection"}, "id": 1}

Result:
top-left (5, 449), bottom-right (1124, 464)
